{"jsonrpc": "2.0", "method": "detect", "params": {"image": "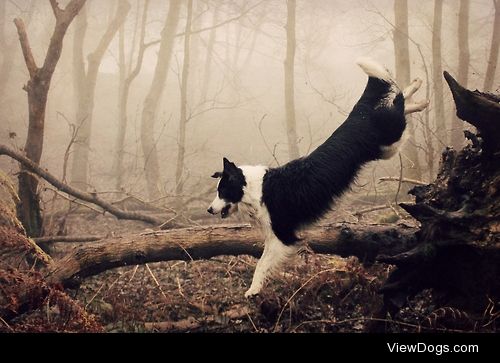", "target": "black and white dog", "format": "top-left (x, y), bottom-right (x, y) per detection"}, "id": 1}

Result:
top-left (207, 58), bottom-right (428, 297)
